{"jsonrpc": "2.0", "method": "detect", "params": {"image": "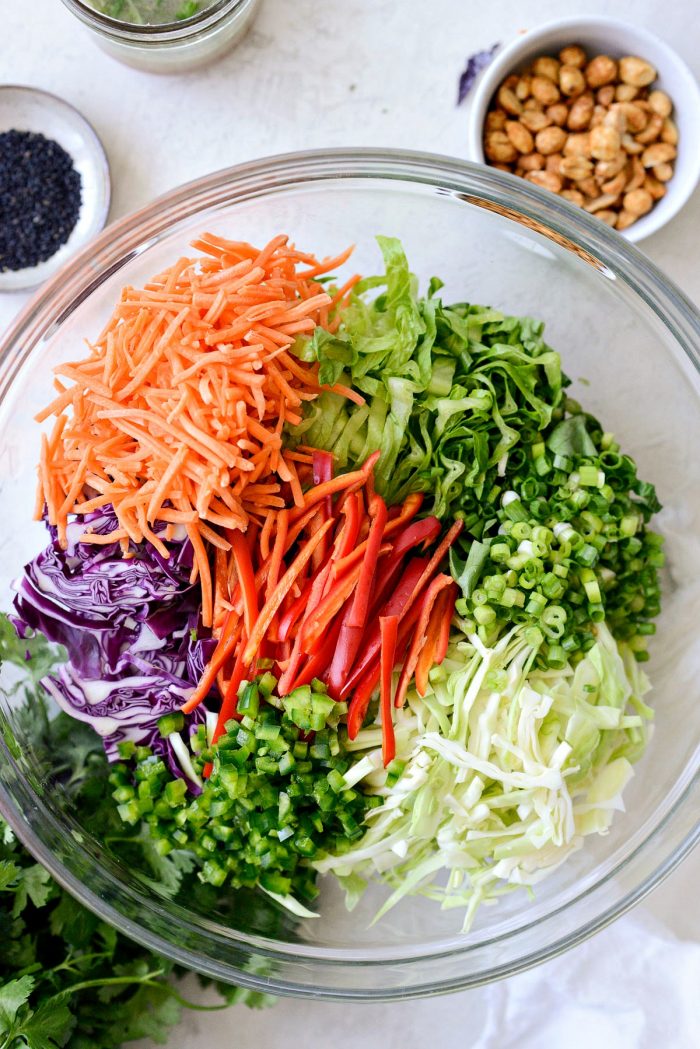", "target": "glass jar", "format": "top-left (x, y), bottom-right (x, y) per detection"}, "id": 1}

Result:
top-left (59, 0), bottom-right (261, 74)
